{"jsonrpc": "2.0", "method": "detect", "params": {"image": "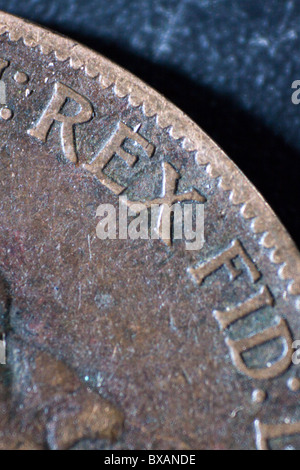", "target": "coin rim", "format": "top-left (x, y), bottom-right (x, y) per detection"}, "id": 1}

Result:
top-left (0, 10), bottom-right (299, 299)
